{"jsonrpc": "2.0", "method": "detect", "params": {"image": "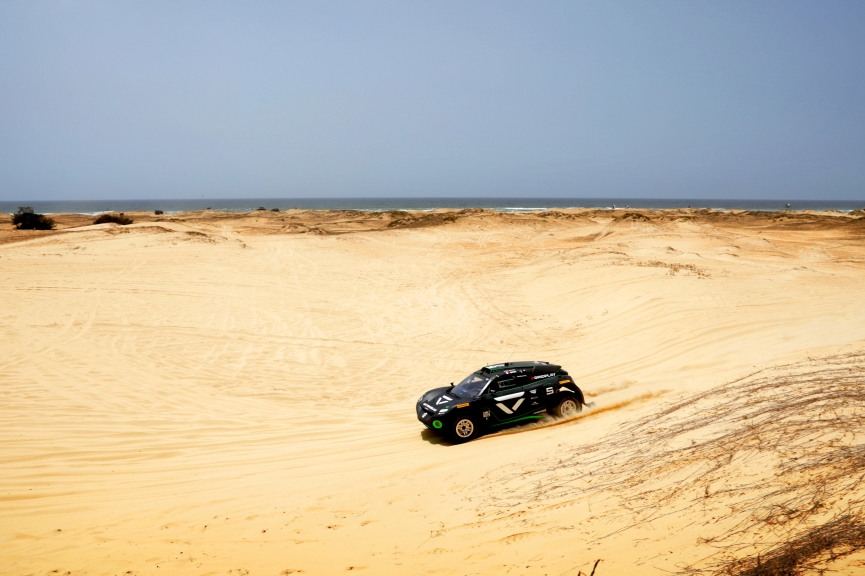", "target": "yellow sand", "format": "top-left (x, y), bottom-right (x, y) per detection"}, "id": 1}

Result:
top-left (2, 209), bottom-right (864, 575)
